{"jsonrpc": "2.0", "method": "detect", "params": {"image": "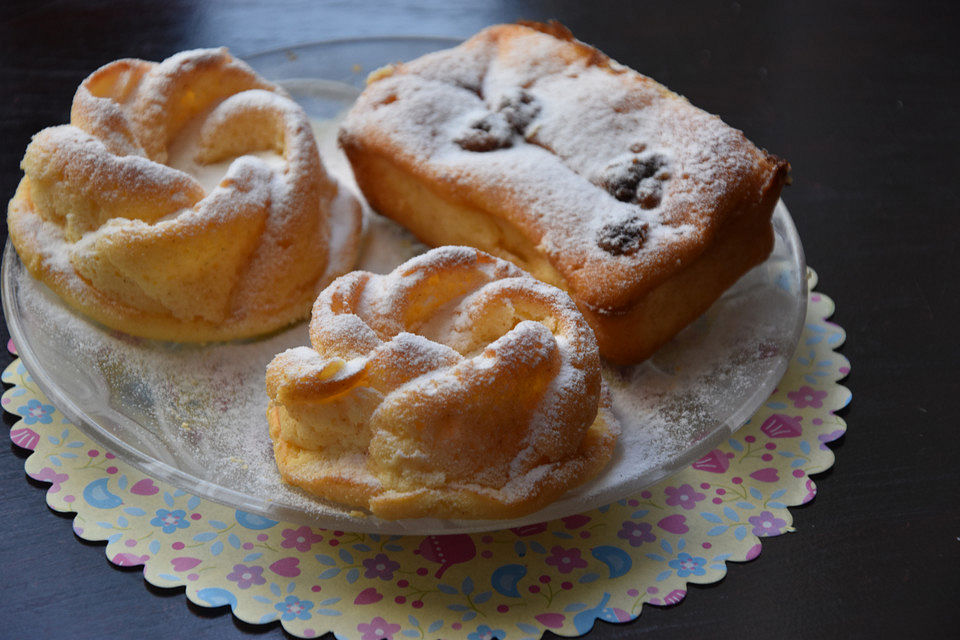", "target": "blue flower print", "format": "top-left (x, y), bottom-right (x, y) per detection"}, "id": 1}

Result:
top-left (150, 508), bottom-right (190, 533)
top-left (275, 595), bottom-right (313, 621)
top-left (668, 552), bottom-right (707, 578)
top-left (468, 624), bottom-right (506, 640)
top-left (17, 399), bottom-right (54, 425)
